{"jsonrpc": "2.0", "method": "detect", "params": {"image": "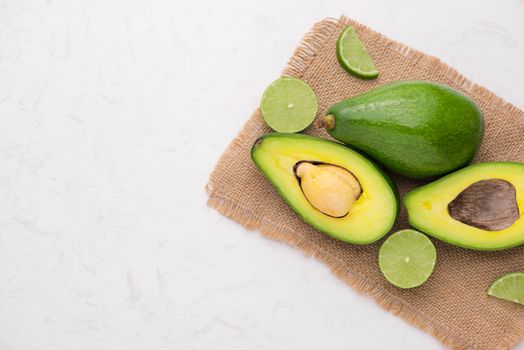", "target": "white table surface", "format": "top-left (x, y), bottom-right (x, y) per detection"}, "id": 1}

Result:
top-left (1, 1), bottom-right (523, 349)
